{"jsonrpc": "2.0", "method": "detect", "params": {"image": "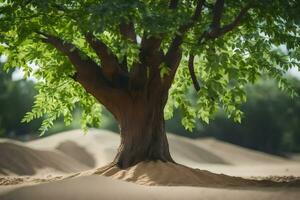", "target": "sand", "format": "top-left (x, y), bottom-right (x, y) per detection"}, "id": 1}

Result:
top-left (27, 129), bottom-right (119, 167)
top-left (94, 161), bottom-right (300, 187)
top-left (24, 129), bottom-right (300, 177)
top-left (0, 139), bottom-right (89, 176)
top-left (0, 129), bottom-right (300, 199)
top-left (2, 175), bottom-right (300, 200)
